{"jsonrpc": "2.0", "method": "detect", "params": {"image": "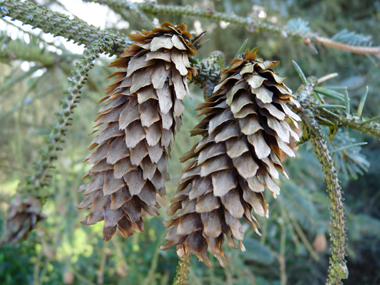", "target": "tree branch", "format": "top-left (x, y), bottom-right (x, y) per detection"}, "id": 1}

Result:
top-left (0, 32), bottom-right (65, 66)
top-left (316, 36), bottom-right (380, 56)
top-left (295, 81), bottom-right (348, 285)
top-left (86, 0), bottom-right (380, 56)
top-left (0, 0), bottom-right (127, 55)
top-left (173, 255), bottom-right (192, 285)
top-left (317, 108), bottom-right (380, 138)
